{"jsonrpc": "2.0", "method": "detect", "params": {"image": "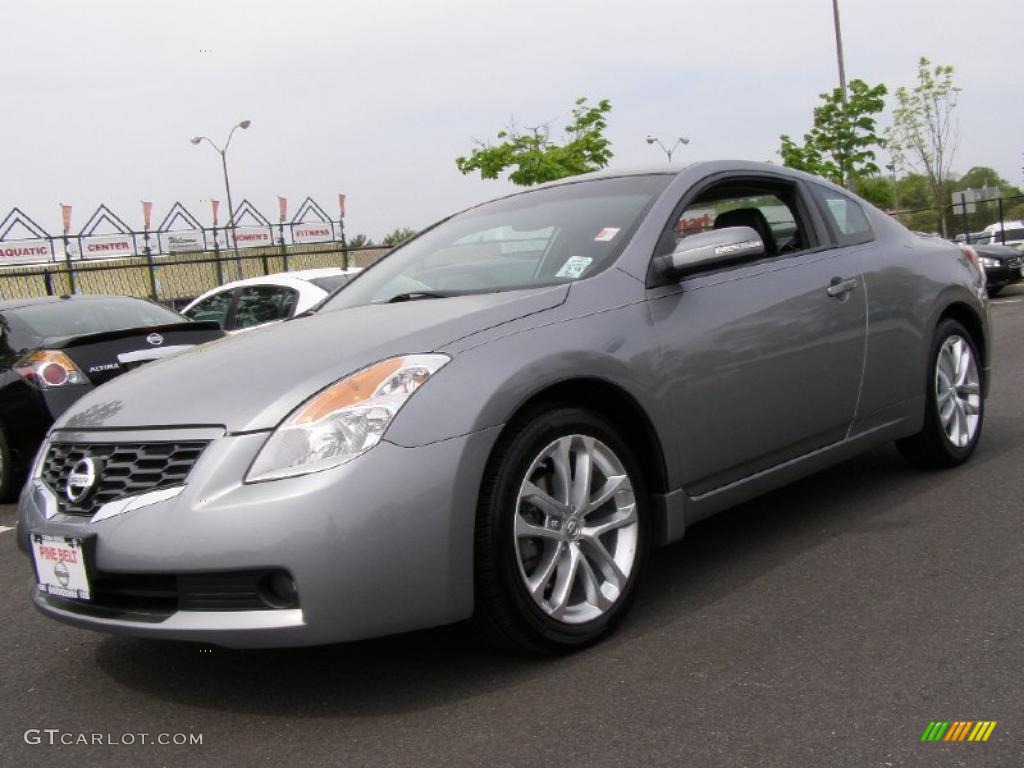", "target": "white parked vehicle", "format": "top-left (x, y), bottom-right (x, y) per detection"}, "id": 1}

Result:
top-left (182, 267), bottom-right (362, 333)
top-left (980, 220), bottom-right (1024, 252)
